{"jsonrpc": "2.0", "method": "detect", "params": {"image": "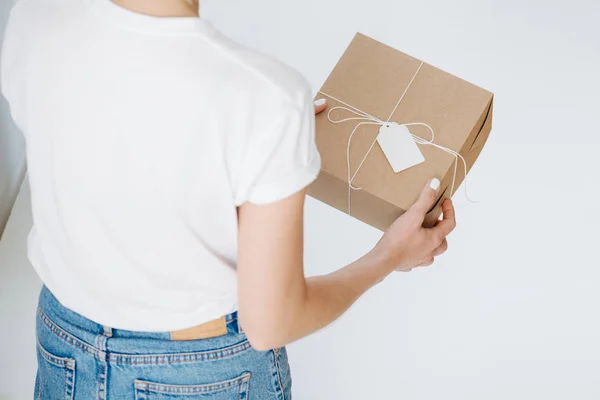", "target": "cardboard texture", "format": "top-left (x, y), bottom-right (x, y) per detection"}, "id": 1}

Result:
top-left (308, 33), bottom-right (494, 230)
